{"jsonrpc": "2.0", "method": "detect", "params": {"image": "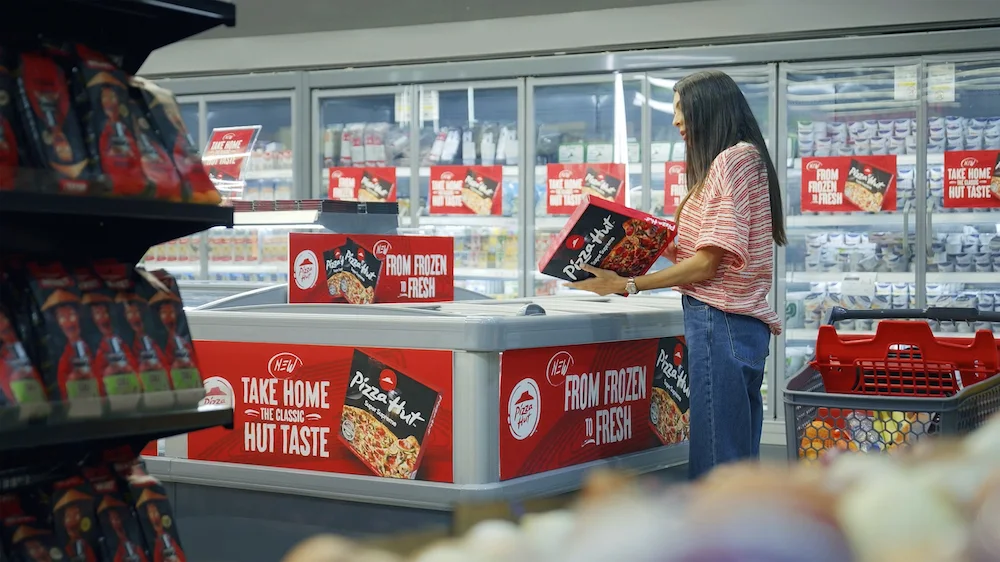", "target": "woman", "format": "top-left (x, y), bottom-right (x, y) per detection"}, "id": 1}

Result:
top-left (568, 70), bottom-right (786, 480)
